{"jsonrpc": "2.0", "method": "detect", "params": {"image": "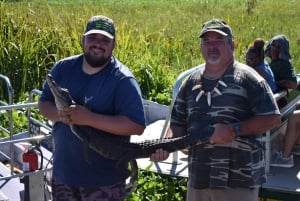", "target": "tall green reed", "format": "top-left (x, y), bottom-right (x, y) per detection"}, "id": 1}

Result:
top-left (1, 0), bottom-right (300, 104)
